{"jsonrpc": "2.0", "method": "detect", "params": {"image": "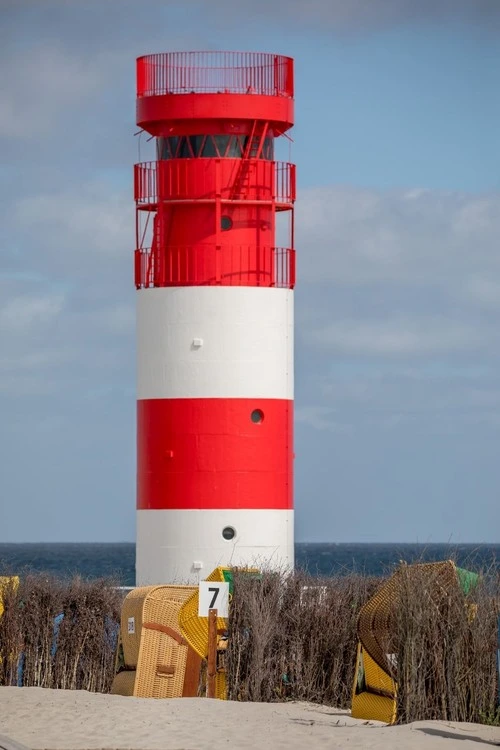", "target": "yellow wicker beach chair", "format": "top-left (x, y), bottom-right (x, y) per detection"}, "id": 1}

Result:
top-left (179, 568), bottom-right (230, 657)
top-left (111, 584), bottom-right (200, 699)
top-left (178, 567), bottom-right (231, 700)
top-left (351, 642), bottom-right (397, 724)
top-left (351, 560), bottom-right (478, 724)
top-left (179, 566), bottom-right (260, 700)
top-left (0, 576), bottom-right (19, 619)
